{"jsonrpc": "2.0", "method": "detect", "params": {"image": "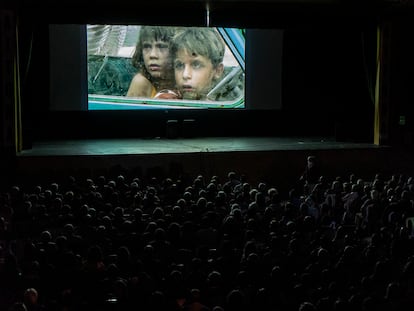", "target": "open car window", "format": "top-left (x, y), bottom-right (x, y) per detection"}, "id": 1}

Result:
top-left (87, 25), bottom-right (245, 110)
